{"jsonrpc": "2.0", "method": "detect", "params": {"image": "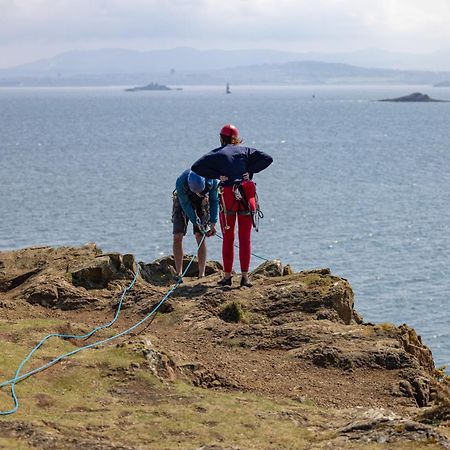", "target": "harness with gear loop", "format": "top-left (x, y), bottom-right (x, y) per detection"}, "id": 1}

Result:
top-left (218, 181), bottom-right (264, 231)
